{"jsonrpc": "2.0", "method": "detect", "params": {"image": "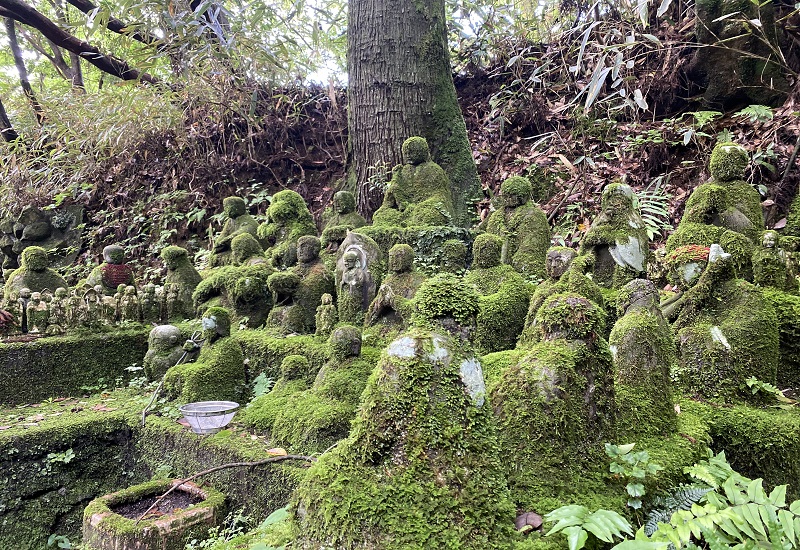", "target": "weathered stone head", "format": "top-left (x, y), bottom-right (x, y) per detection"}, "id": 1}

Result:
top-left (710, 142), bottom-right (748, 182)
top-left (401, 136), bottom-right (430, 165)
top-left (148, 324), bottom-right (182, 352)
top-left (413, 273), bottom-right (479, 333)
top-left (665, 245), bottom-right (710, 289)
top-left (268, 190), bottom-right (308, 224)
top-left (616, 278), bottom-right (659, 317)
top-left (500, 176), bottom-right (533, 208)
top-left (333, 191), bottom-right (356, 214)
top-left (537, 292), bottom-right (605, 341)
top-left (21, 246), bottom-right (48, 272)
top-left (30, 291), bottom-right (41, 304)
top-left (55, 287), bottom-right (67, 298)
top-left (388, 244), bottom-right (414, 274)
top-left (201, 306), bottom-right (232, 341)
top-left (102, 245), bottom-right (125, 265)
top-left (762, 230), bottom-right (779, 249)
top-left (321, 293), bottom-right (333, 306)
top-left (546, 247), bottom-right (577, 279)
top-left (343, 250), bottom-right (360, 270)
top-left (143, 283), bottom-right (156, 296)
top-left (160, 246), bottom-right (190, 270)
top-left (19, 287), bottom-right (31, 300)
top-left (329, 325), bottom-right (362, 359)
top-left (231, 233), bottom-right (264, 265)
top-left (223, 196), bottom-right (247, 218)
top-left (472, 233), bottom-right (502, 269)
top-left (124, 285), bottom-right (136, 296)
top-left (297, 235), bottom-right (321, 264)
top-left (439, 239), bottom-right (467, 273)
top-left (600, 182), bottom-right (635, 219)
